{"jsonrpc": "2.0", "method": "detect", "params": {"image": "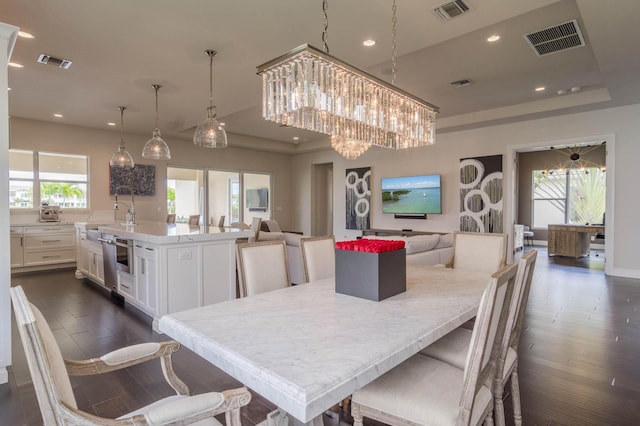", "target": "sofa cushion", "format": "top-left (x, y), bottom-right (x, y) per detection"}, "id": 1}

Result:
top-left (404, 234), bottom-right (440, 254)
top-left (436, 233), bottom-right (454, 248)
